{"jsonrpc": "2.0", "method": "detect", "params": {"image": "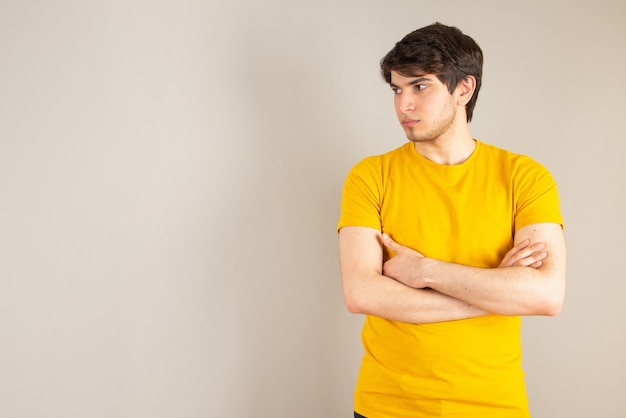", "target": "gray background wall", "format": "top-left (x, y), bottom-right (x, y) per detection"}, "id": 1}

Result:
top-left (1, 0), bottom-right (624, 417)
